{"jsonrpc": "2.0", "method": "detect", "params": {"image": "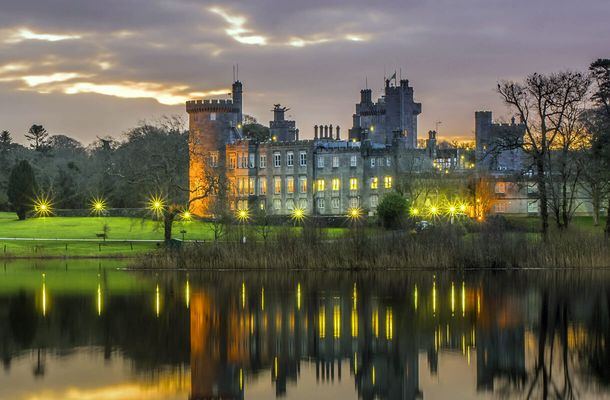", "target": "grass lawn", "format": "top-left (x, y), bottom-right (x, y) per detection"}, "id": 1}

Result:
top-left (0, 212), bottom-right (347, 257)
